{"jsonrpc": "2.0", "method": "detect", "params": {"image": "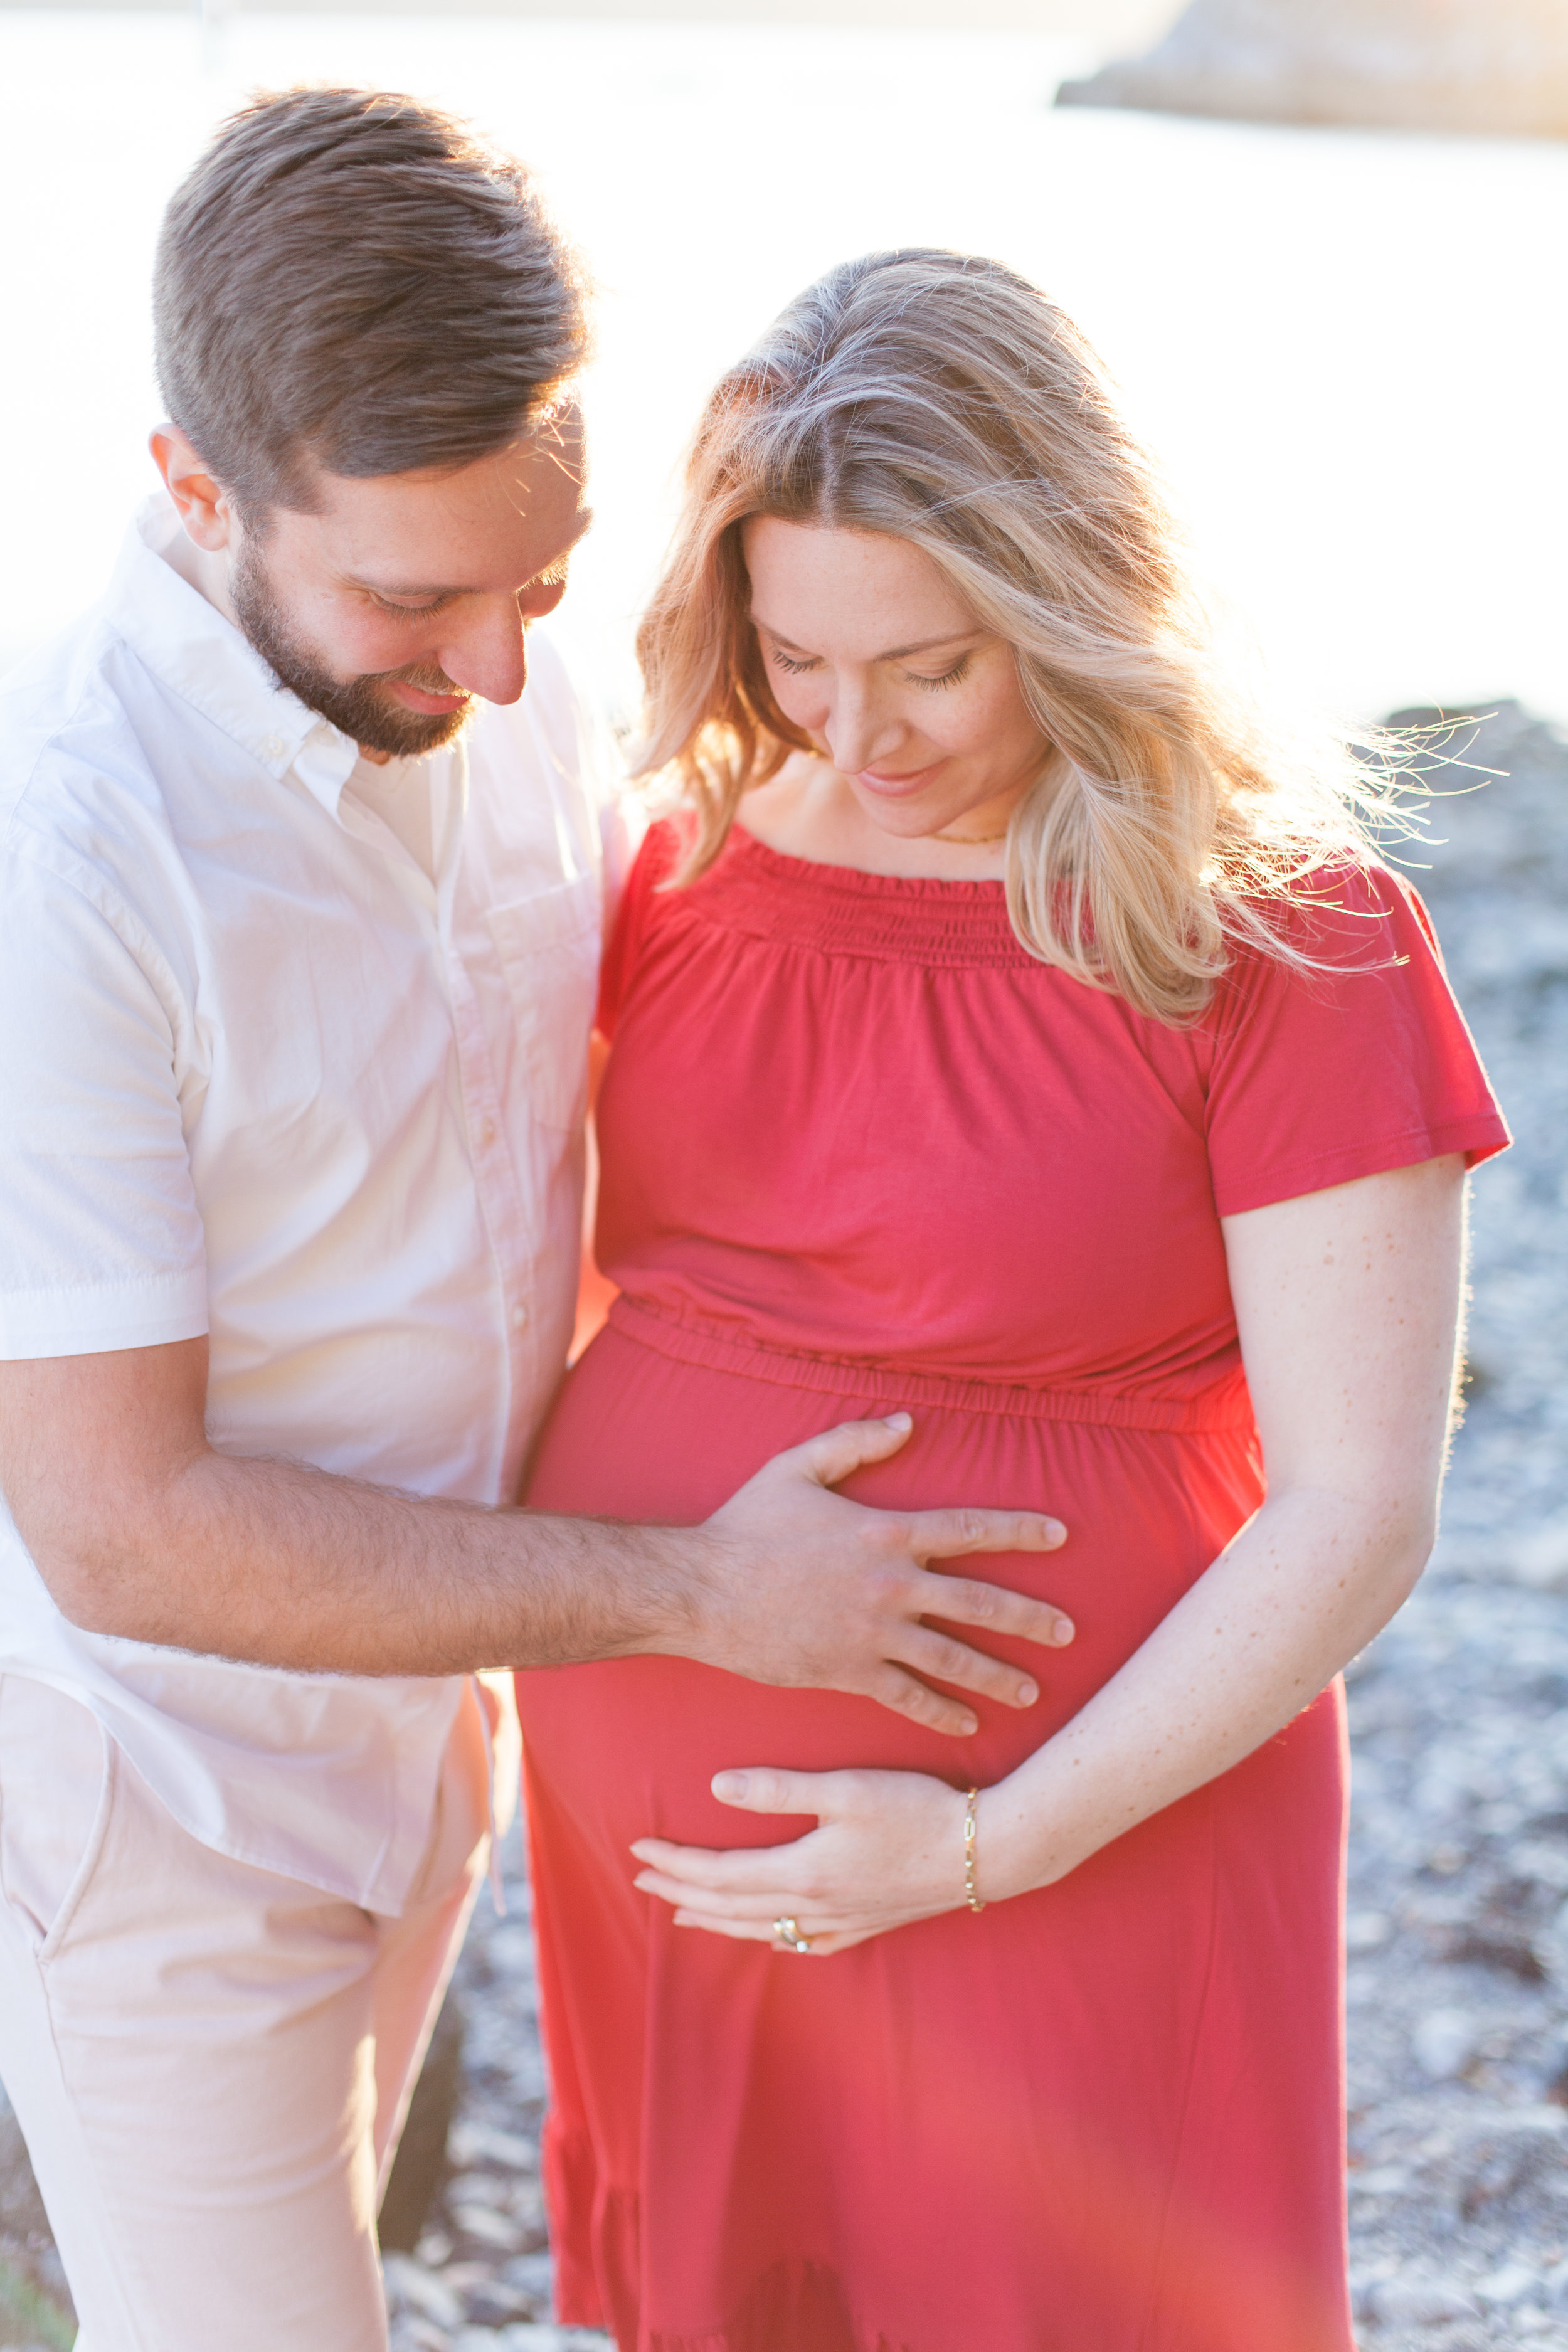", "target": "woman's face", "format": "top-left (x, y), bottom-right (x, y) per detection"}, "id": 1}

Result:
top-left (743, 517), bottom-right (1048, 840)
